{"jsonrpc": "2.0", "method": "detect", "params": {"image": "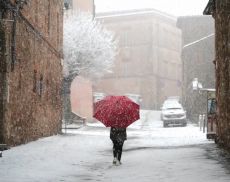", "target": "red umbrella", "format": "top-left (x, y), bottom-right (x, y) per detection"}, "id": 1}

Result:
top-left (93, 95), bottom-right (140, 128)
